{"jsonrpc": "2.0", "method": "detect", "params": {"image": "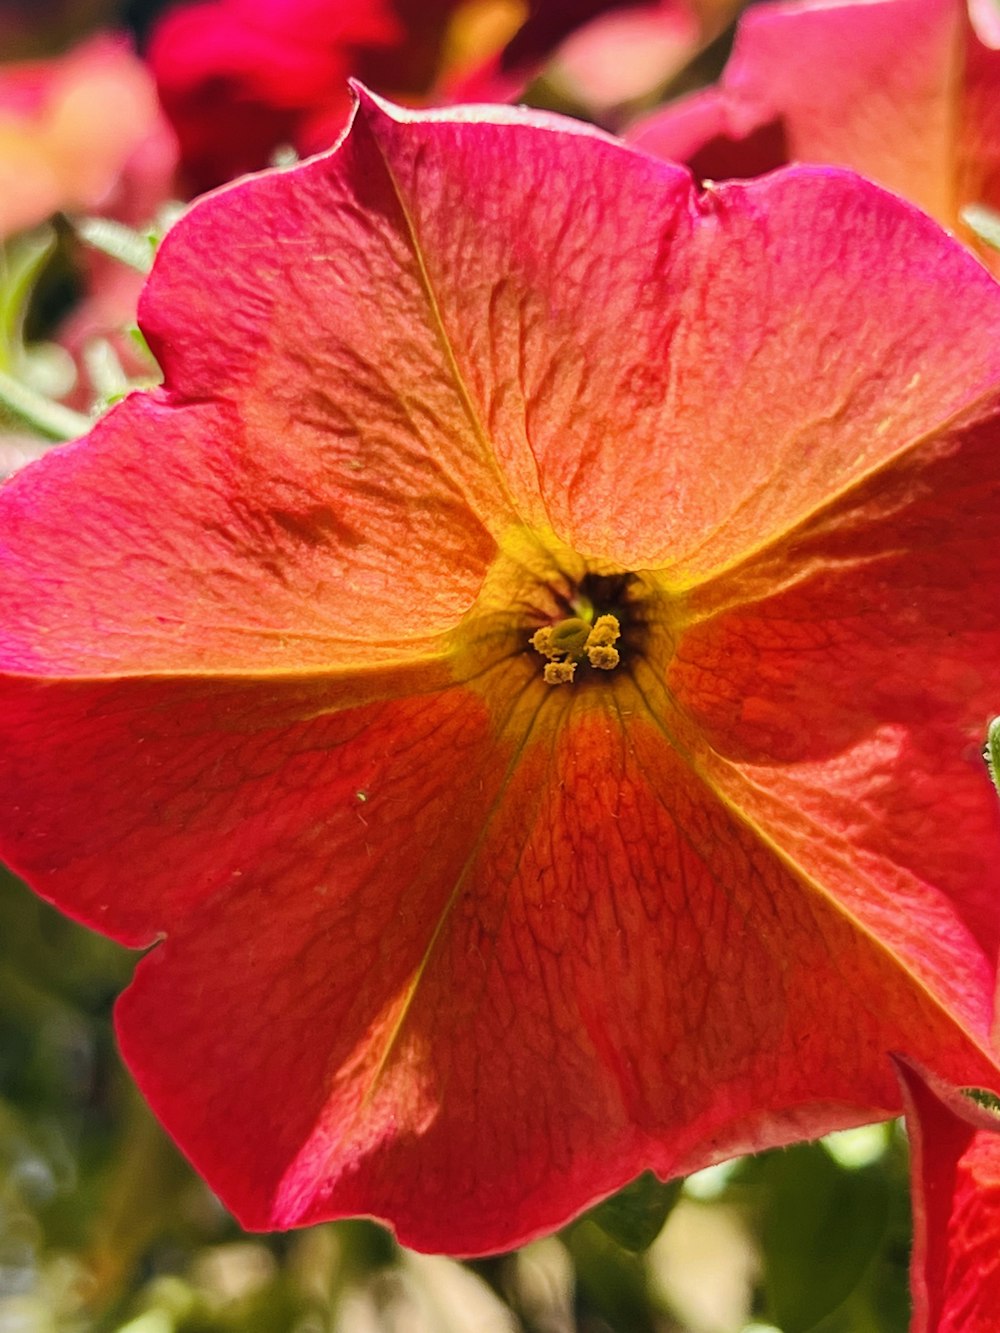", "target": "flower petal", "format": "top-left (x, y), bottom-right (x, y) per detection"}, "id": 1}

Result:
top-left (113, 681), bottom-right (1000, 1252)
top-left (630, 87), bottom-right (788, 183)
top-left (0, 668), bottom-right (474, 946)
top-left (638, 0), bottom-right (961, 214)
top-left (323, 100), bottom-right (1000, 574)
top-left (0, 386), bottom-right (493, 677)
top-left (31, 102), bottom-right (1000, 671)
top-left (143, 97), bottom-right (601, 541)
top-left (667, 403), bottom-right (1000, 1055)
top-left (896, 1058), bottom-right (1000, 1333)
top-left (629, 0), bottom-right (1000, 271)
